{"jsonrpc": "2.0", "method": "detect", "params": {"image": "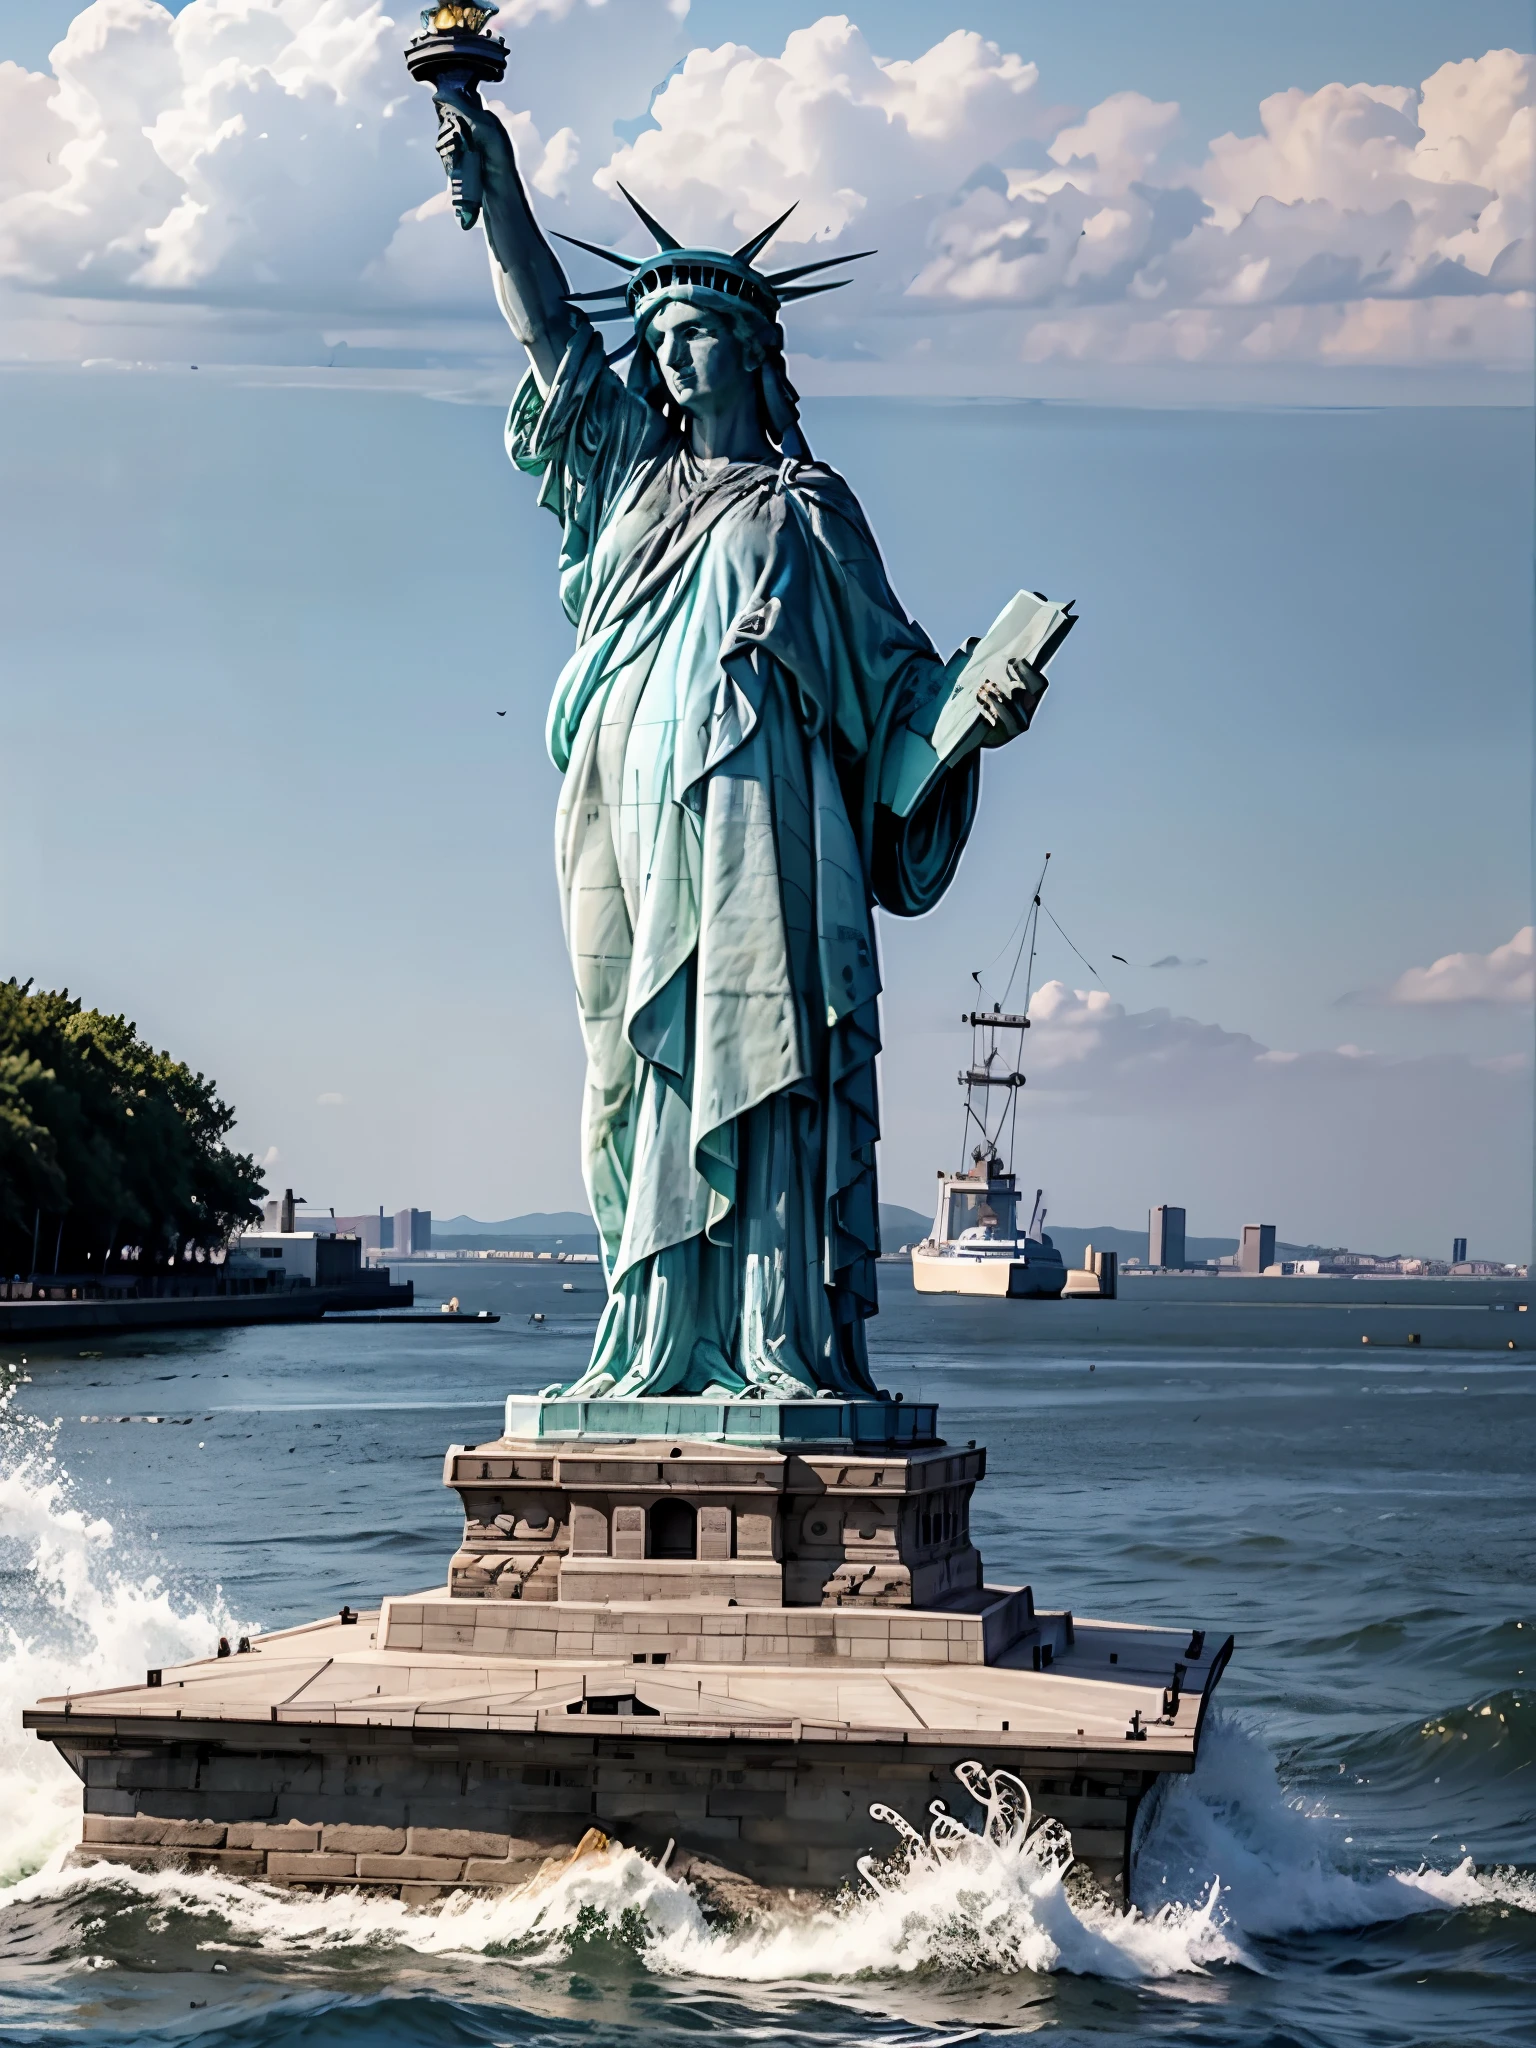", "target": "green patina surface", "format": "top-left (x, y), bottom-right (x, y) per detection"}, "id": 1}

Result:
top-left (510, 319), bottom-right (995, 1403)
top-left (502, 1394), bottom-right (942, 1449)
